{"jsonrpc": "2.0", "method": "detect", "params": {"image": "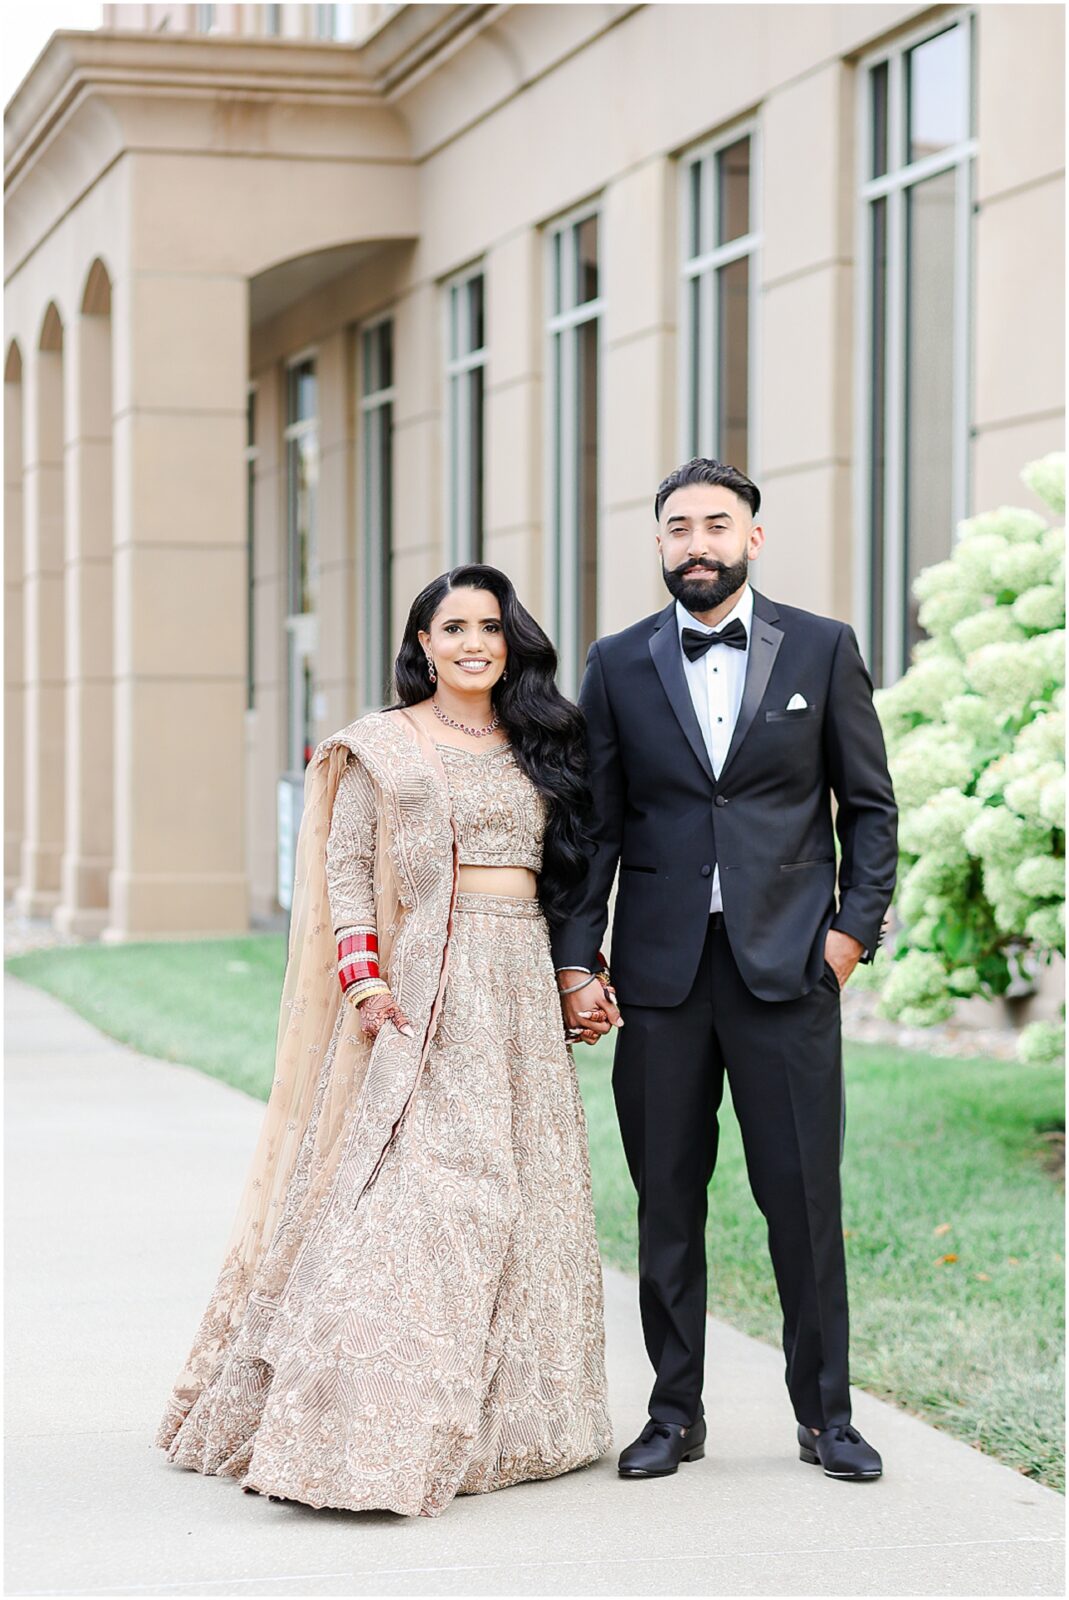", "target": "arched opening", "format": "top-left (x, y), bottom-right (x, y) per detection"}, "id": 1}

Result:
top-left (81, 257), bottom-right (113, 317)
top-left (38, 302), bottom-right (63, 354)
top-left (55, 260), bottom-right (115, 935)
top-left (4, 342), bottom-right (25, 897)
top-left (15, 305), bottom-right (66, 917)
